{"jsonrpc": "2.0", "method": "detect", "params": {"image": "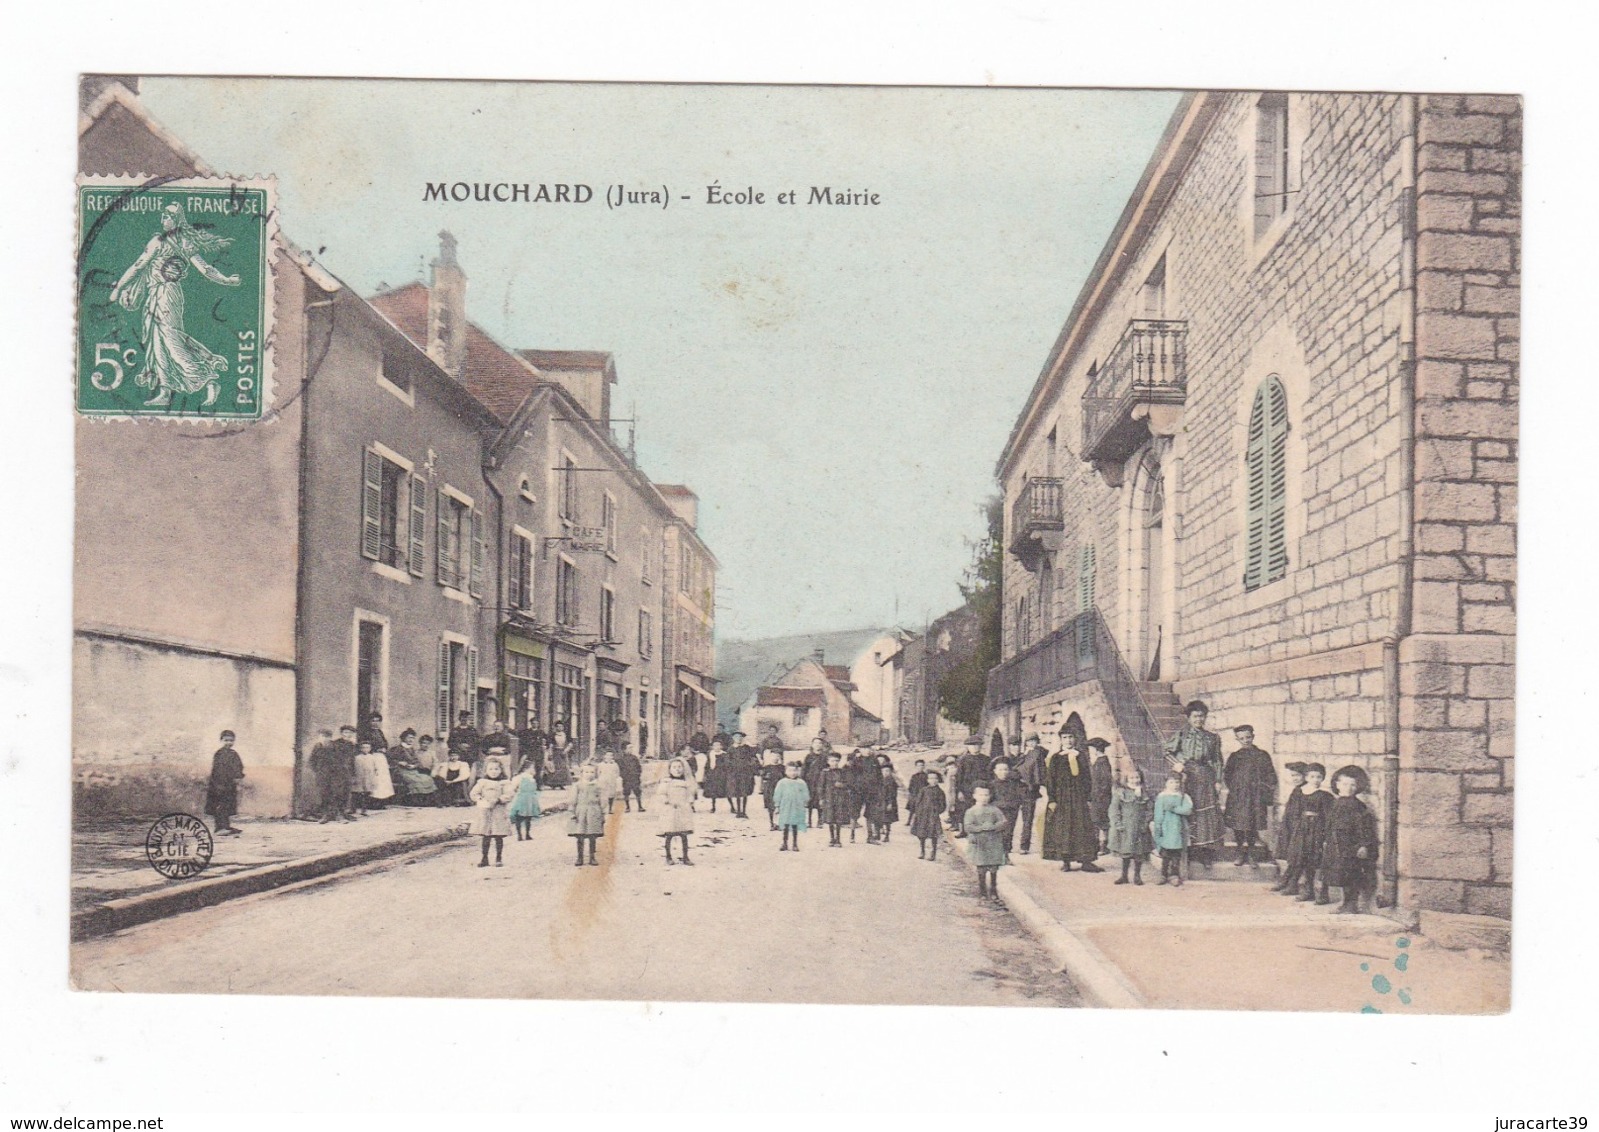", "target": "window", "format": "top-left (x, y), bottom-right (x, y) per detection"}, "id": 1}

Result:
top-left (560, 454), bottom-right (579, 523)
top-left (556, 557), bottom-right (579, 626)
top-left (435, 637), bottom-right (475, 737)
top-left (508, 531), bottom-right (534, 611)
top-left (1254, 93), bottom-right (1291, 238)
top-left (640, 528), bottom-right (653, 584)
top-left (638, 608), bottom-right (653, 658)
top-left (1243, 376), bottom-right (1291, 591)
top-left (793, 707), bottom-right (810, 727)
top-left (356, 620), bottom-right (384, 725)
top-left (435, 488), bottom-right (483, 596)
top-left (679, 543), bottom-right (691, 594)
top-left (361, 448), bottom-right (425, 576)
top-left (1141, 255), bottom-right (1167, 318)
top-left (379, 345), bottom-right (412, 398)
top-left (603, 493), bottom-right (618, 557)
top-left (599, 586), bottom-right (617, 643)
